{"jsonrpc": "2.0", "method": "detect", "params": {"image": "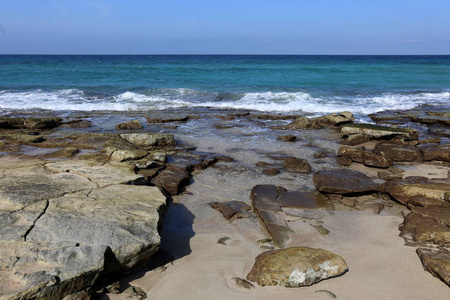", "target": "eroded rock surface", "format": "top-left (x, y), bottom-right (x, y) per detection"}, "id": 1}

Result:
top-left (416, 248), bottom-right (450, 287)
top-left (246, 247), bottom-right (348, 287)
top-left (0, 159), bottom-right (167, 300)
top-left (313, 169), bottom-right (379, 195)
